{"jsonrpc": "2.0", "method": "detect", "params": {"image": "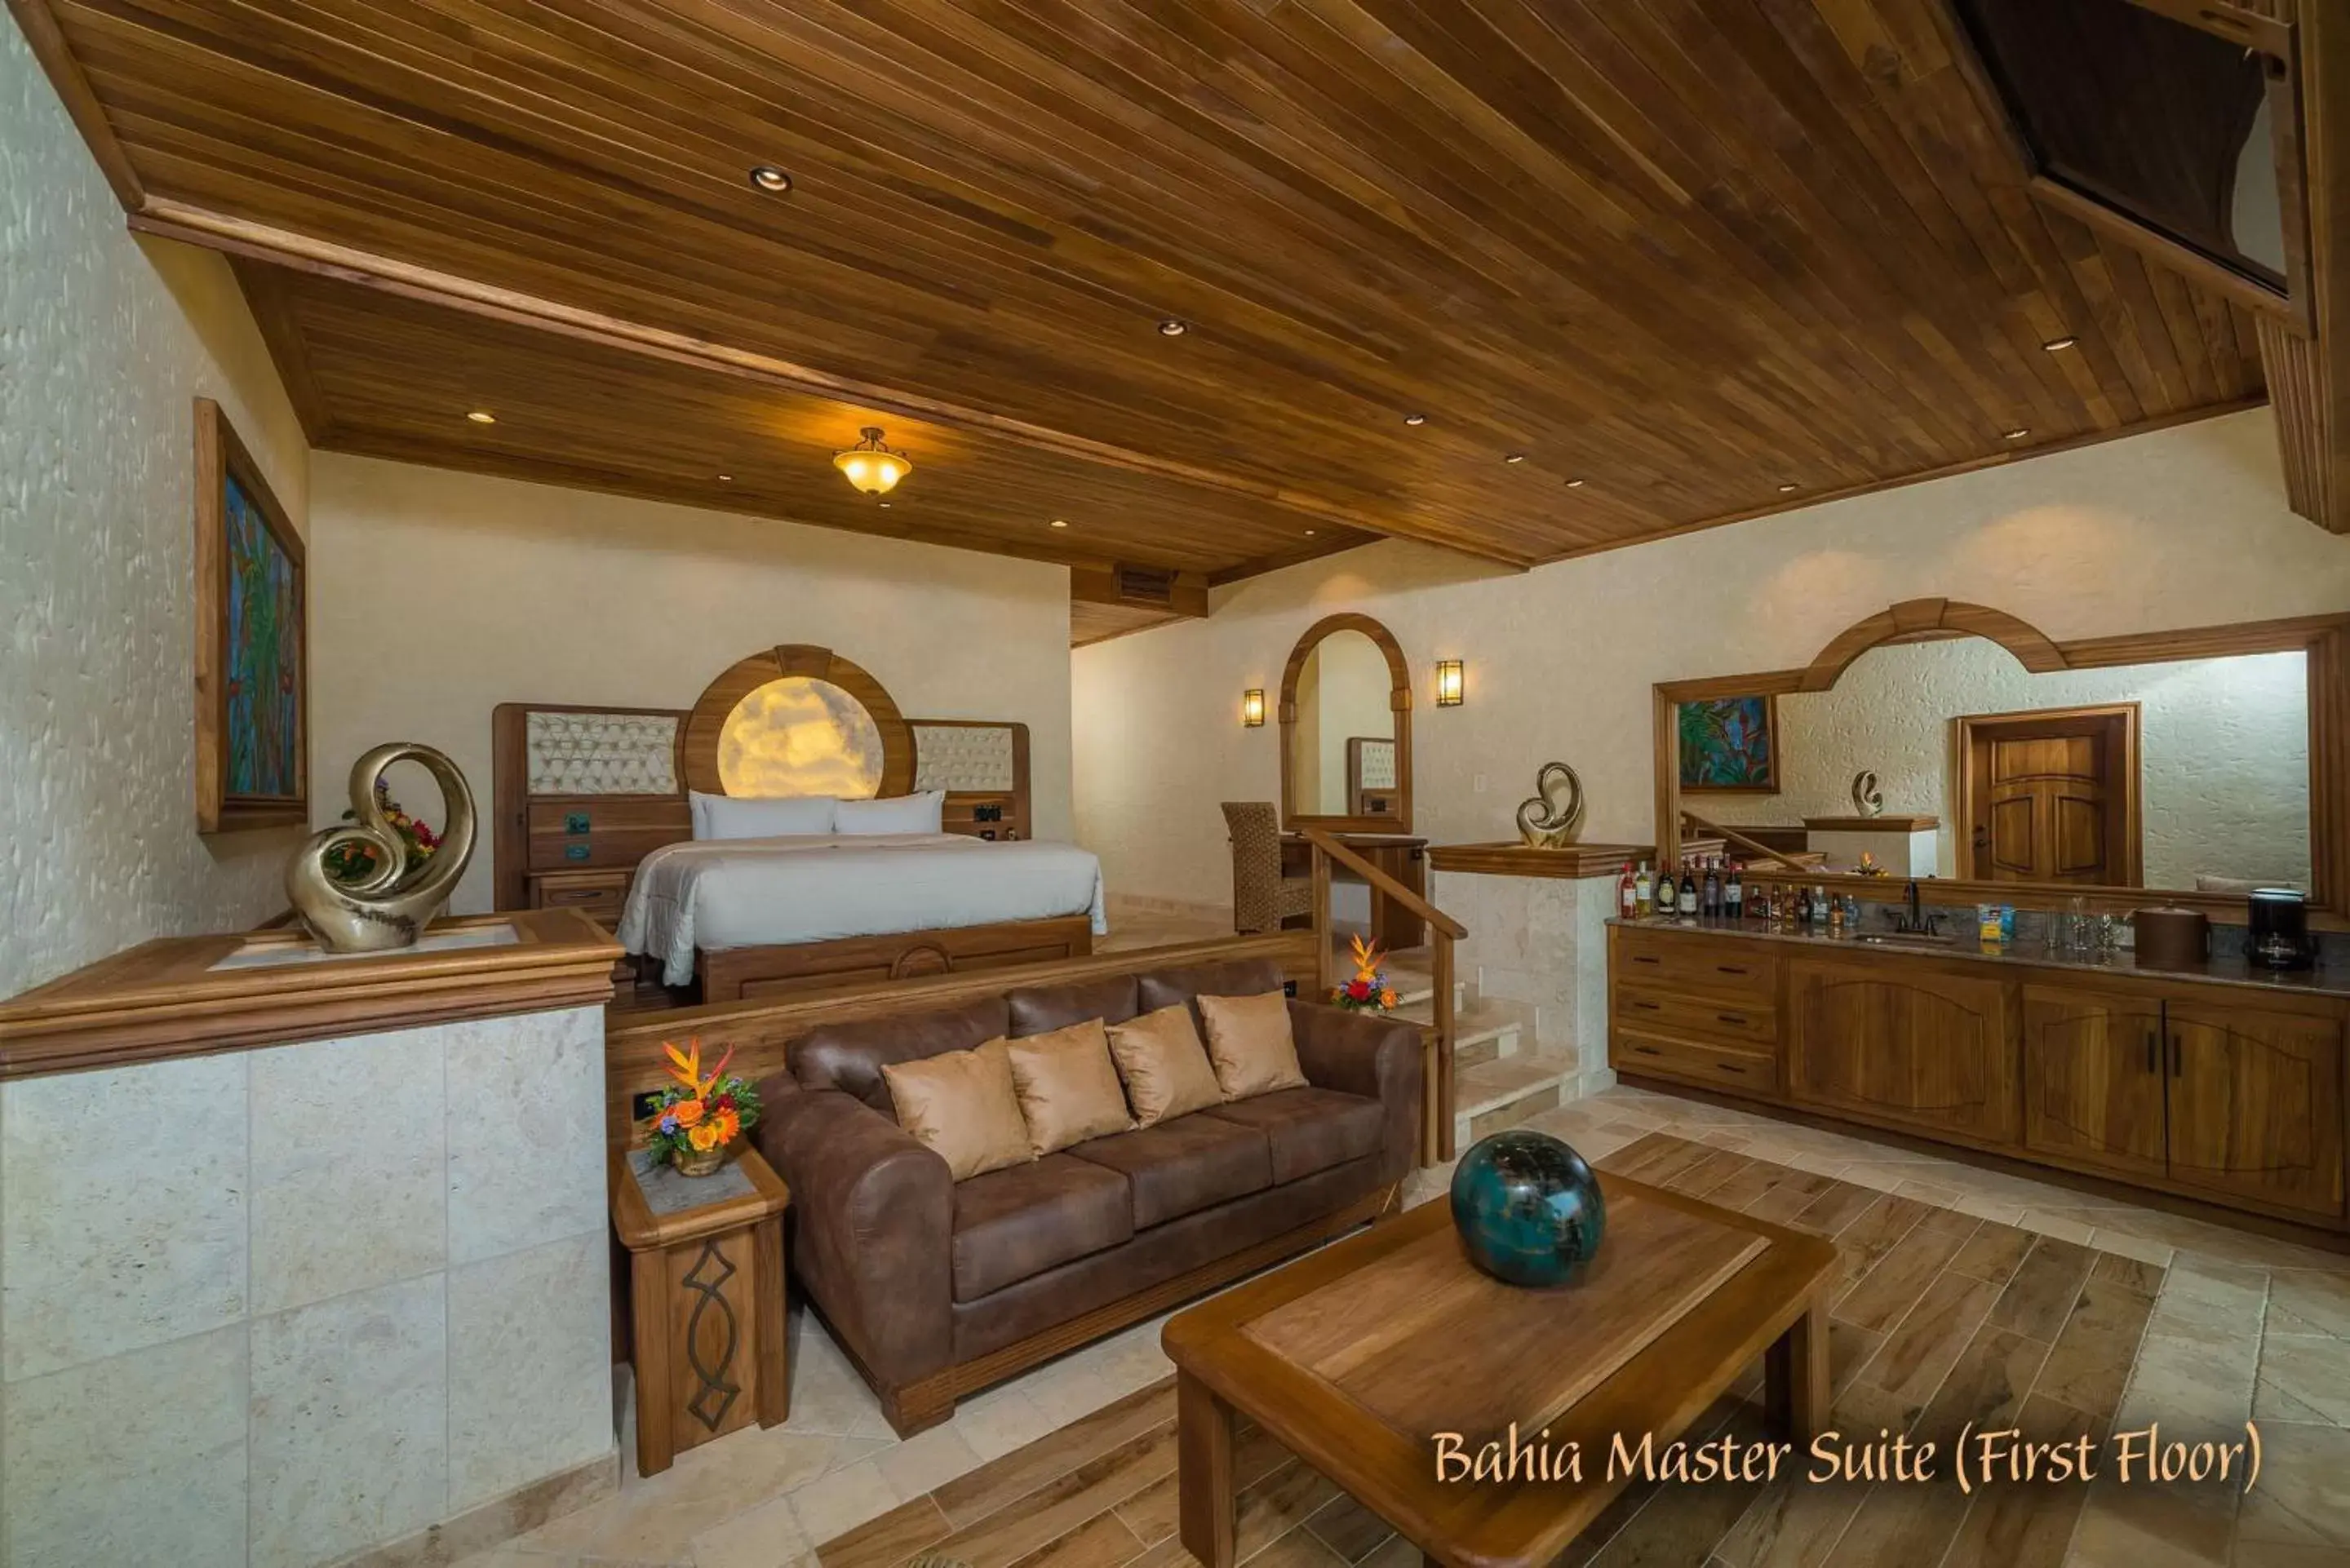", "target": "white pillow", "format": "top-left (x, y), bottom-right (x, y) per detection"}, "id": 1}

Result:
top-left (833, 791), bottom-right (945, 835)
top-left (691, 791), bottom-right (836, 840)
